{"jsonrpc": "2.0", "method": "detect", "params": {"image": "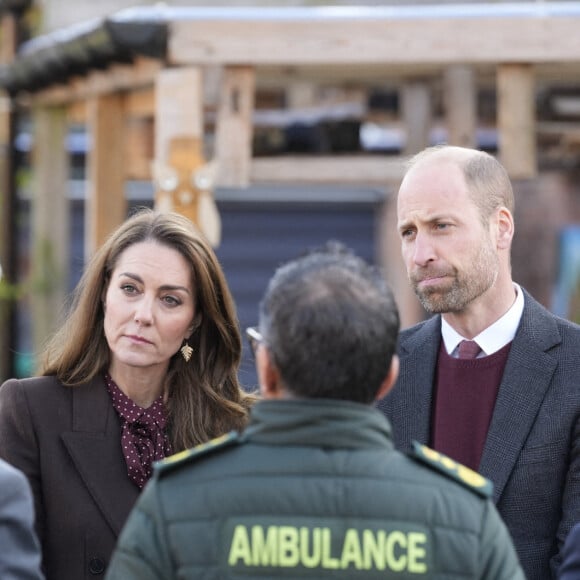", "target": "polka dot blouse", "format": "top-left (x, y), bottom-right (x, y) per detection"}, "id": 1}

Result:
top-left (105, 374), bottom-right (172, 489)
